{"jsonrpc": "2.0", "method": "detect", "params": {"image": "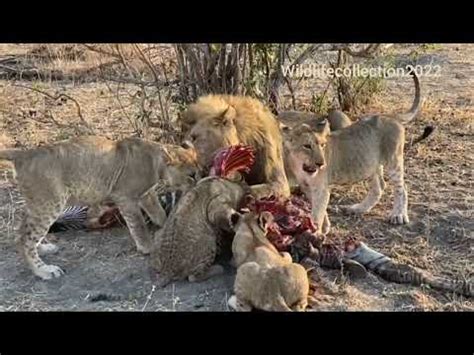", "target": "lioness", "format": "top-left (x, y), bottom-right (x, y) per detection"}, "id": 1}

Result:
top-left (227, 211), bottom-right (310, 312)
top-left (181, 95), bottom-right (290, 199)
top-left (0, 136), bottom-right (200, 280)
top-left (283, 71), bottom-right (422, 232)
